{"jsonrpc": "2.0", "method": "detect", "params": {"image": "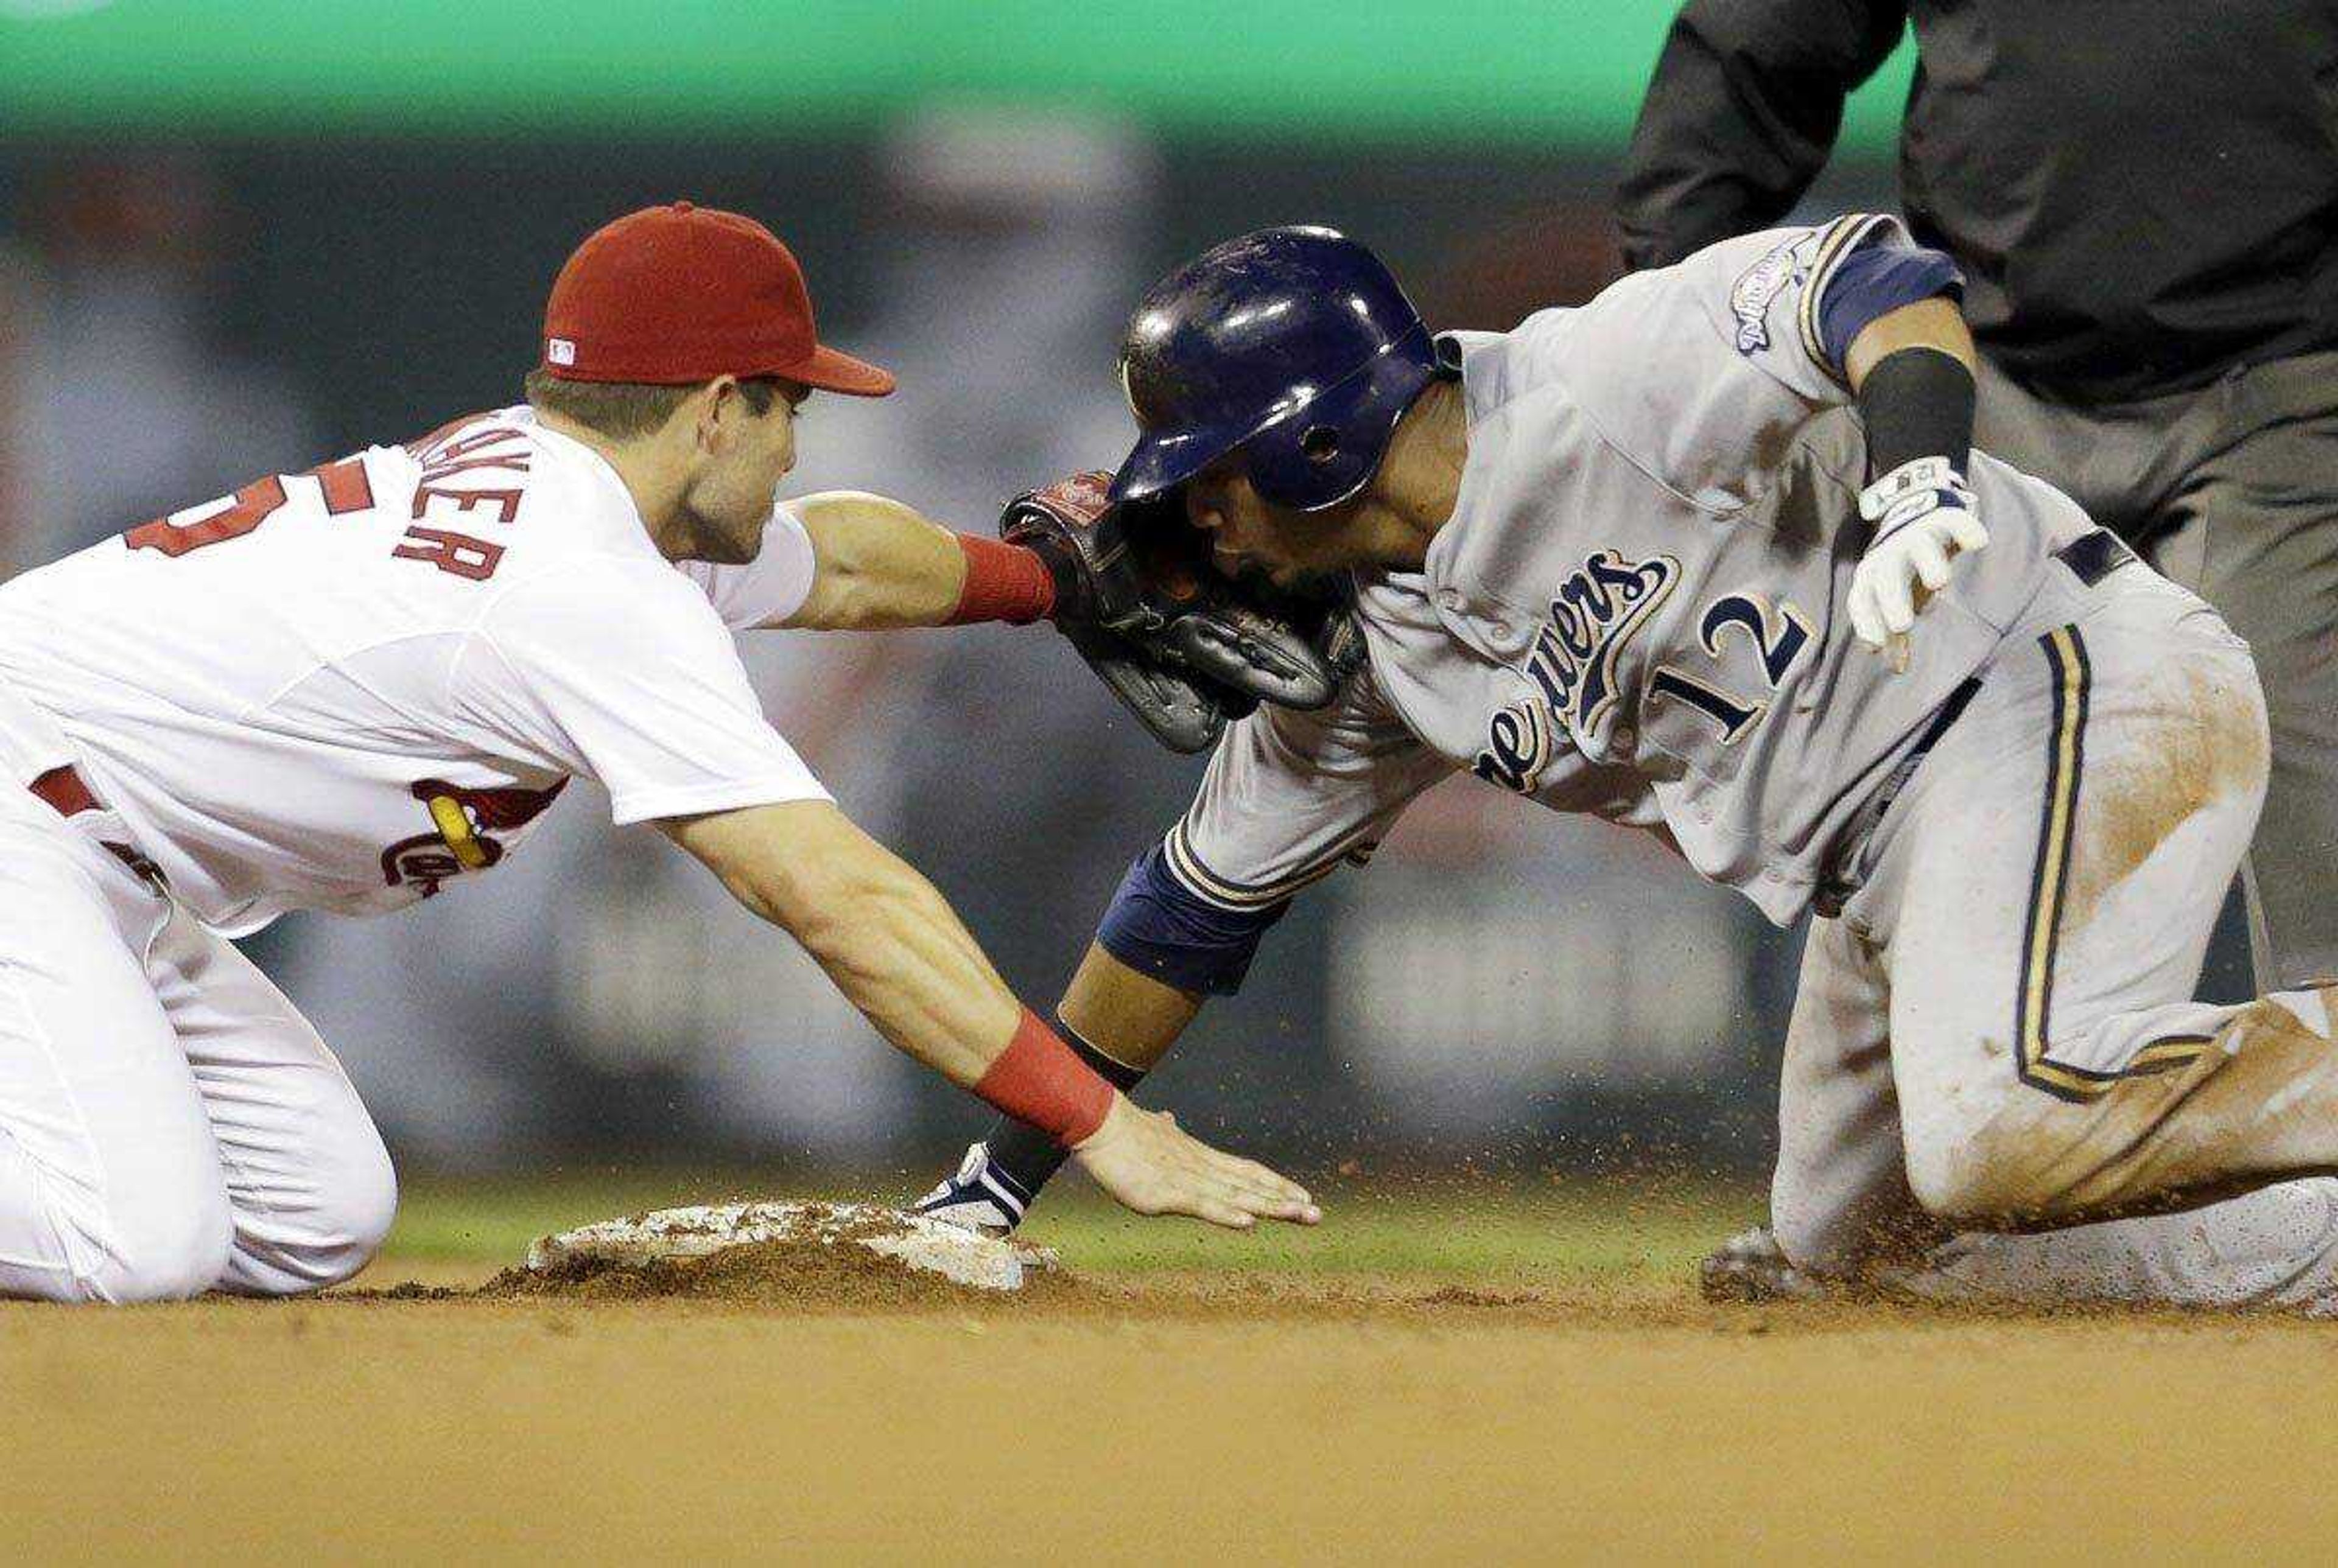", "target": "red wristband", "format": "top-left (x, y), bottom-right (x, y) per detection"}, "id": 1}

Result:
top-left (972, 1007), bottom-right (1115, 1147)
top-left (946, 535), bottom-right (1056, 625)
